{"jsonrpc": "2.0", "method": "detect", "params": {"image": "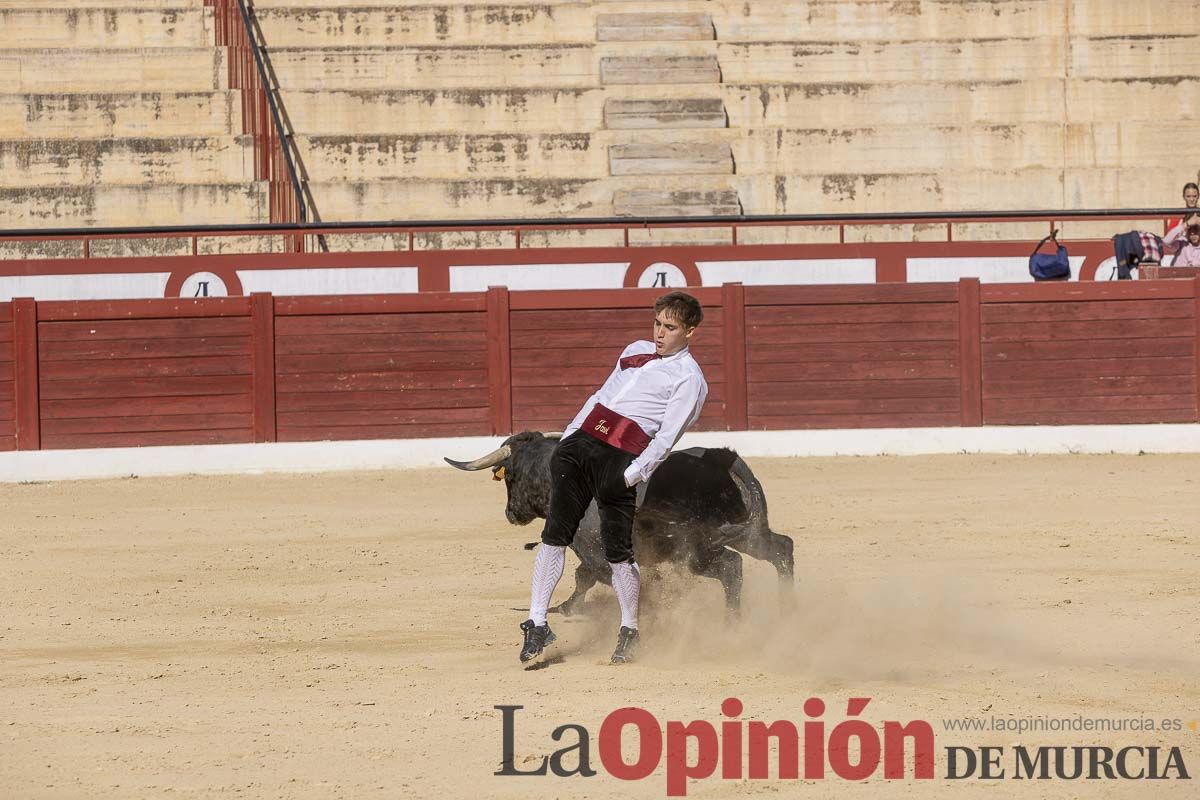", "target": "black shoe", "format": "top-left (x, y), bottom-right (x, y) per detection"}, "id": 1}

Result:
top-left (610, 626), bottom-right (639, 664)
top-left (519, 619), bottom-right (556, 663)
